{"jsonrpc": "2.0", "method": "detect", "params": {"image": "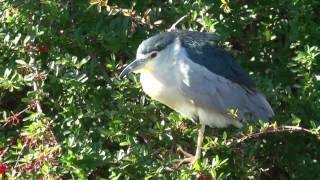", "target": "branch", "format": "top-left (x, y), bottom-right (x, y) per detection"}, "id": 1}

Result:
top-left (168, 15), bottom-right (188, 32)
top-left (14, 144), bottom-right (27, 169)
top-left (234, 125), bottom-right (317, 144)
top-left (29, 55), bottom-right (43, 113)
top-left (29, 54), bottom-right (59, 147)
